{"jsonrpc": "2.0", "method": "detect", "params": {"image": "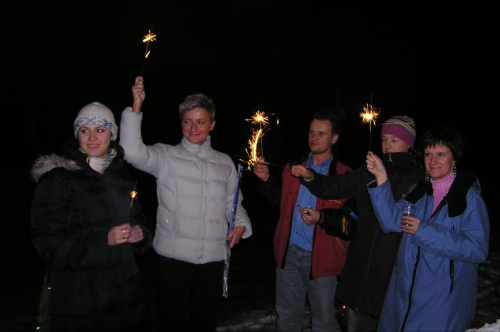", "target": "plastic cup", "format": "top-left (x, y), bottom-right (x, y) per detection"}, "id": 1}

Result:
top-left (401, 204), bottom-right (415, 217)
